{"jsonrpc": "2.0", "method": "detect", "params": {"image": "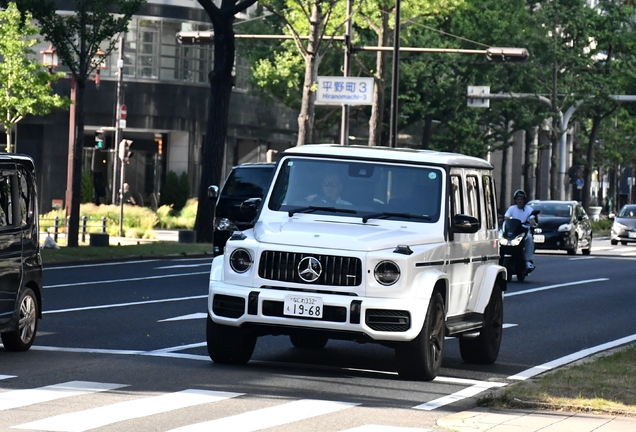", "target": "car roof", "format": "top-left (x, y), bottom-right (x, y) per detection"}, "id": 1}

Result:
top-left (231, 162), bottom-right (276, 170)
top-left (282, 144), bottom-right (493, 169)
top-left (529, 200), bottom-right (578, 205)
